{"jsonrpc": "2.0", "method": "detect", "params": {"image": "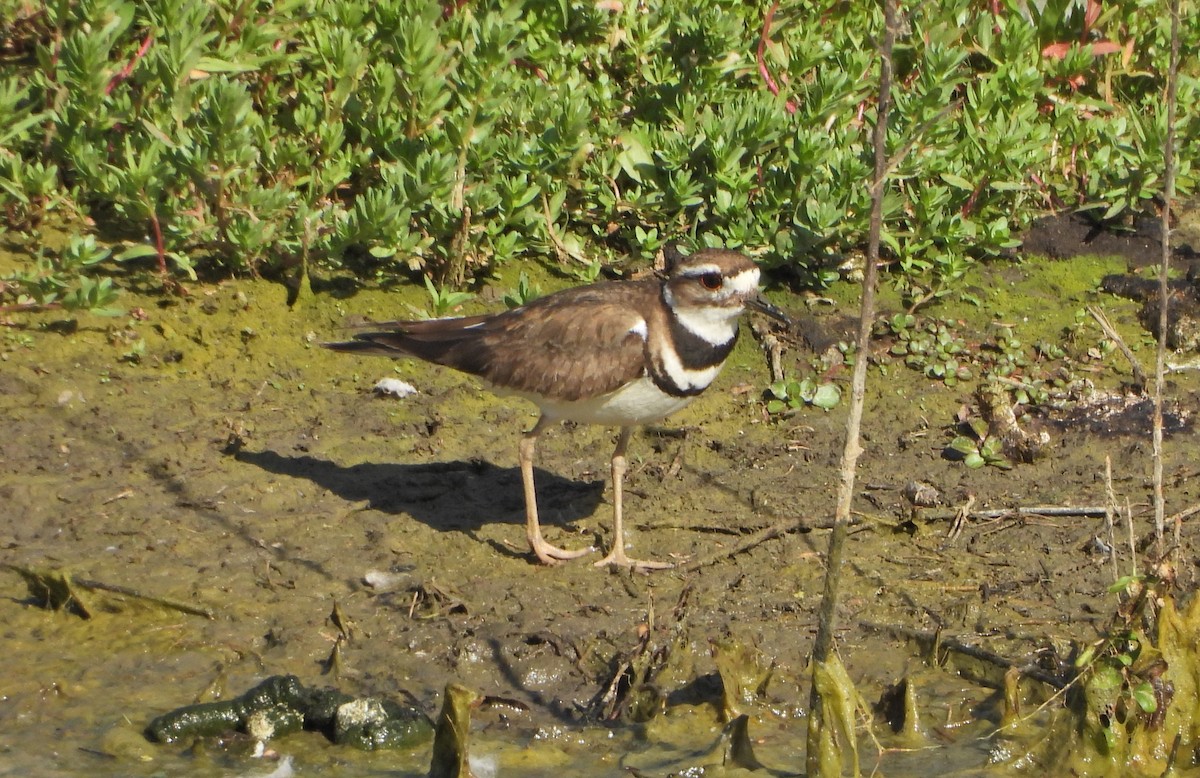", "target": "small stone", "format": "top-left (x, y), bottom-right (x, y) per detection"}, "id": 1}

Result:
top-left (373, 378), bottom-right (418, 398)
top-left (56, 389), bottom-right (83, 406)
top-left (363, 569), bottom-right (407, 592)
top-left (903, 481), bottom-right (941, 508)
